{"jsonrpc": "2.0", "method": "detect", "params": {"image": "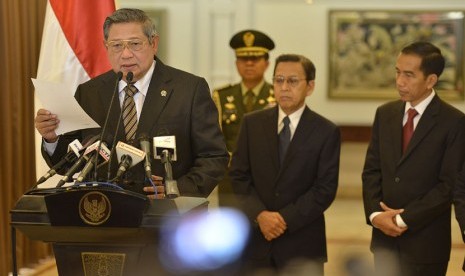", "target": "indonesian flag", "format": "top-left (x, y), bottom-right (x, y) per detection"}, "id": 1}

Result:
top-left (35, 0), bottom-right (115, 182)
